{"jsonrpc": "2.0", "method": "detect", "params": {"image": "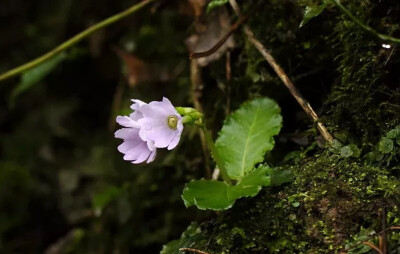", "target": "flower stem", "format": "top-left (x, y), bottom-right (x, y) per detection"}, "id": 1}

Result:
top-left (0, 0), bottom-right (154, 83)
top-left (200, 126), bottom-right (232, 186)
